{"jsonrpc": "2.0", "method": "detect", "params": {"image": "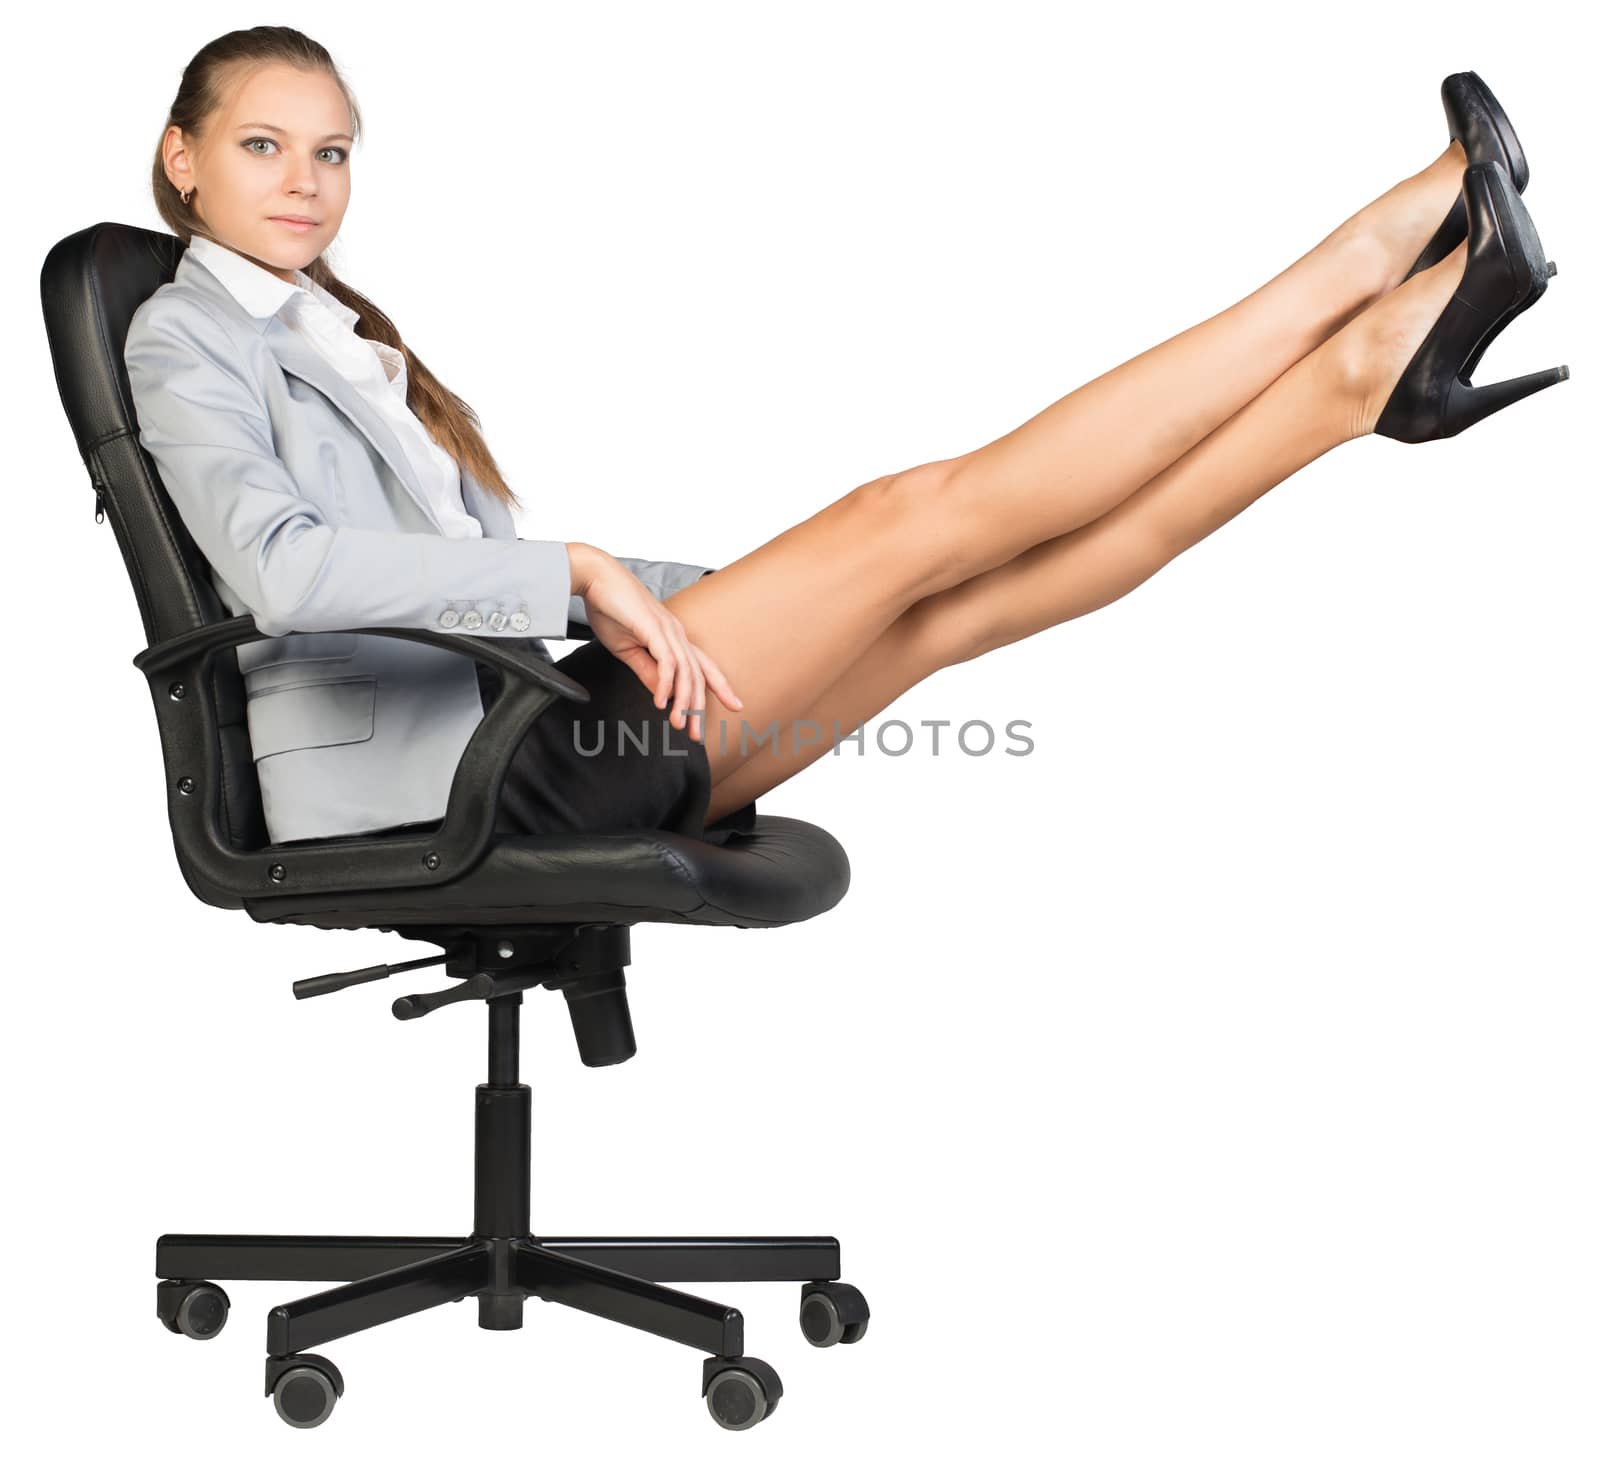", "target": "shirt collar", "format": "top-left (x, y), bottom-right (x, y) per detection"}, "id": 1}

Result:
top-left (185, 233), bottom-right (359, 330)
